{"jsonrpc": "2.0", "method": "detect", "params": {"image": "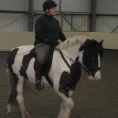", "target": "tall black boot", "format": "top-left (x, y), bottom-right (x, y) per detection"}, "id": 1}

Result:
top-left (34, 61), bottom-right (43, 90)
